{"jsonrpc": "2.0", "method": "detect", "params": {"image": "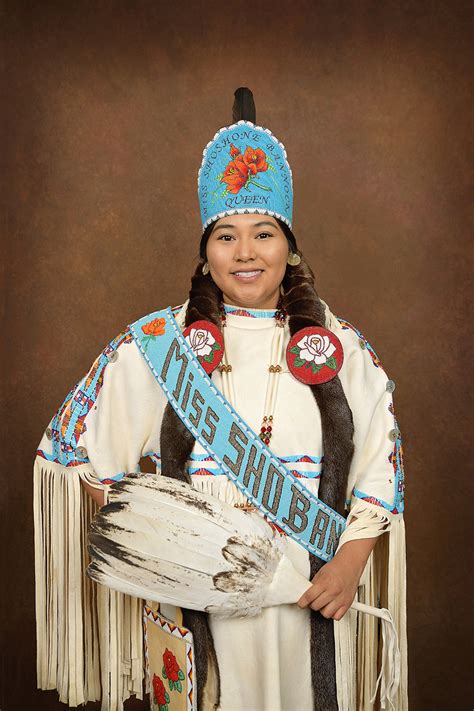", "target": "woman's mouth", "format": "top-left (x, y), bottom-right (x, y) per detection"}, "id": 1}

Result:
top-left (232, 270), bottom-right (263, 282)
